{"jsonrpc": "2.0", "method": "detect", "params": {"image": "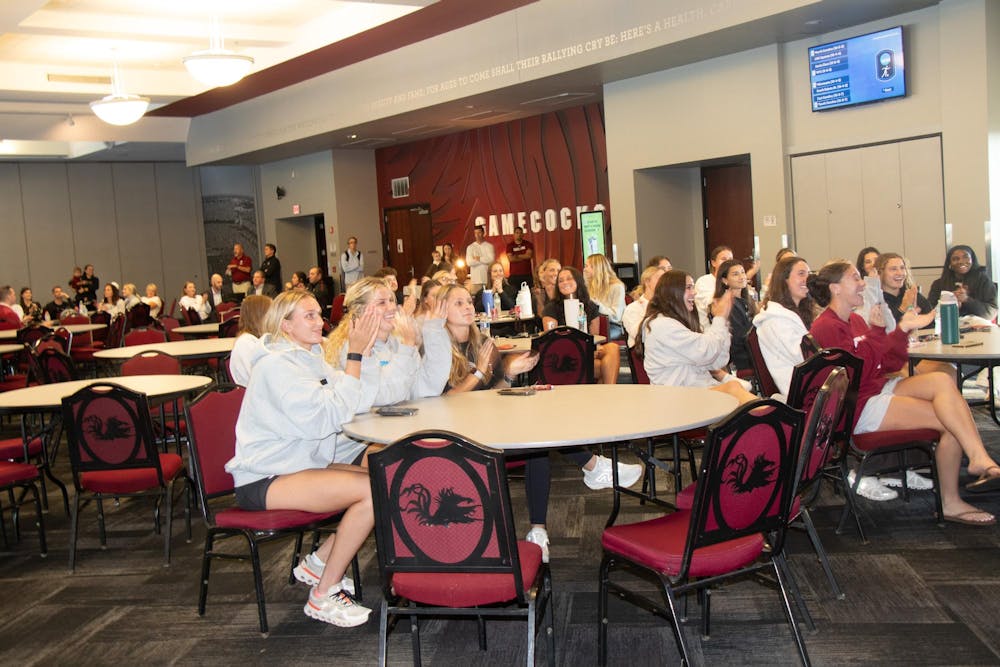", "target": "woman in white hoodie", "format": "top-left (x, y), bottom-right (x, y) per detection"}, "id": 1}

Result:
top-left (638, 270), bottom-right (755, 403)
top-left (226, 290), bottom-right (380, 628)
